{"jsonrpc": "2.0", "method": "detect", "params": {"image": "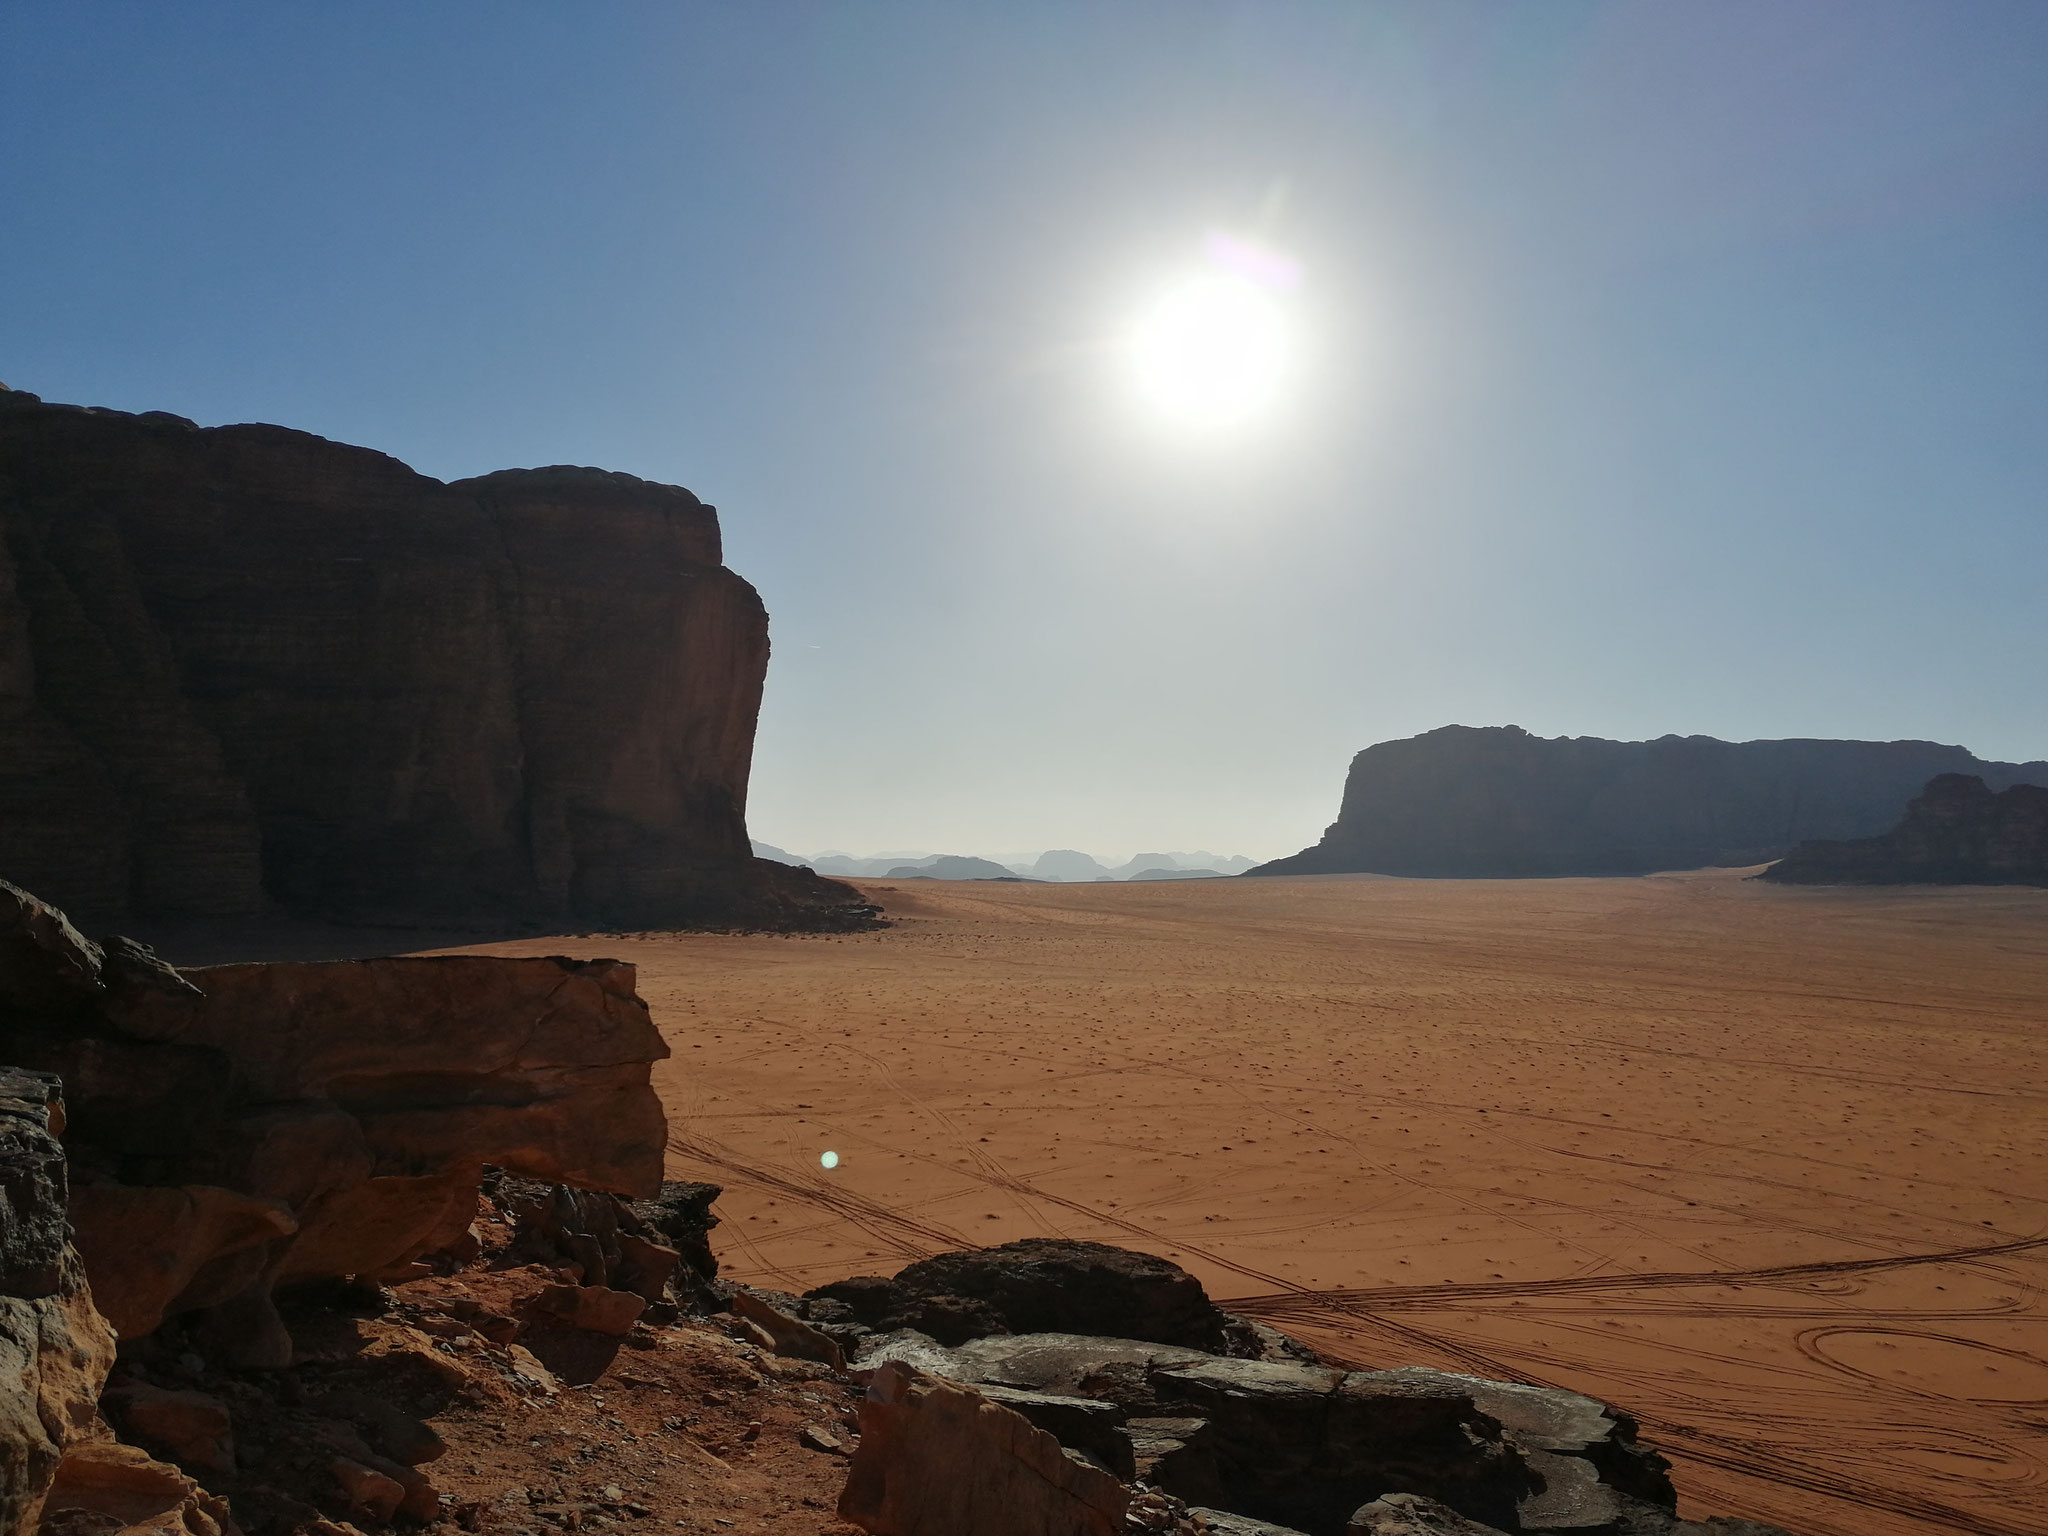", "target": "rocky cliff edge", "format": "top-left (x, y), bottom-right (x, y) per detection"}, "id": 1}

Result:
top-left (0, 387), bottom-right (868, 932)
